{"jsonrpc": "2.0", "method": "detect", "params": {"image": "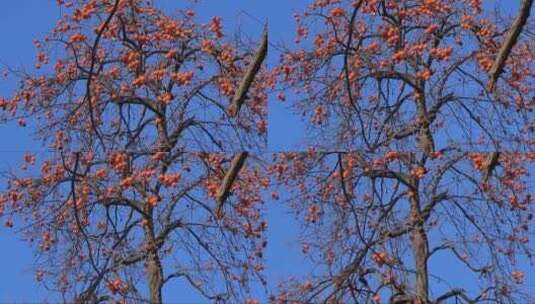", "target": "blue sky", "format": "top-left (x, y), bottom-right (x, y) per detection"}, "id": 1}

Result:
top-left (0, 2), bottom-right (58, 301)
top-left (0, 1), bottom-right (533, 303)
